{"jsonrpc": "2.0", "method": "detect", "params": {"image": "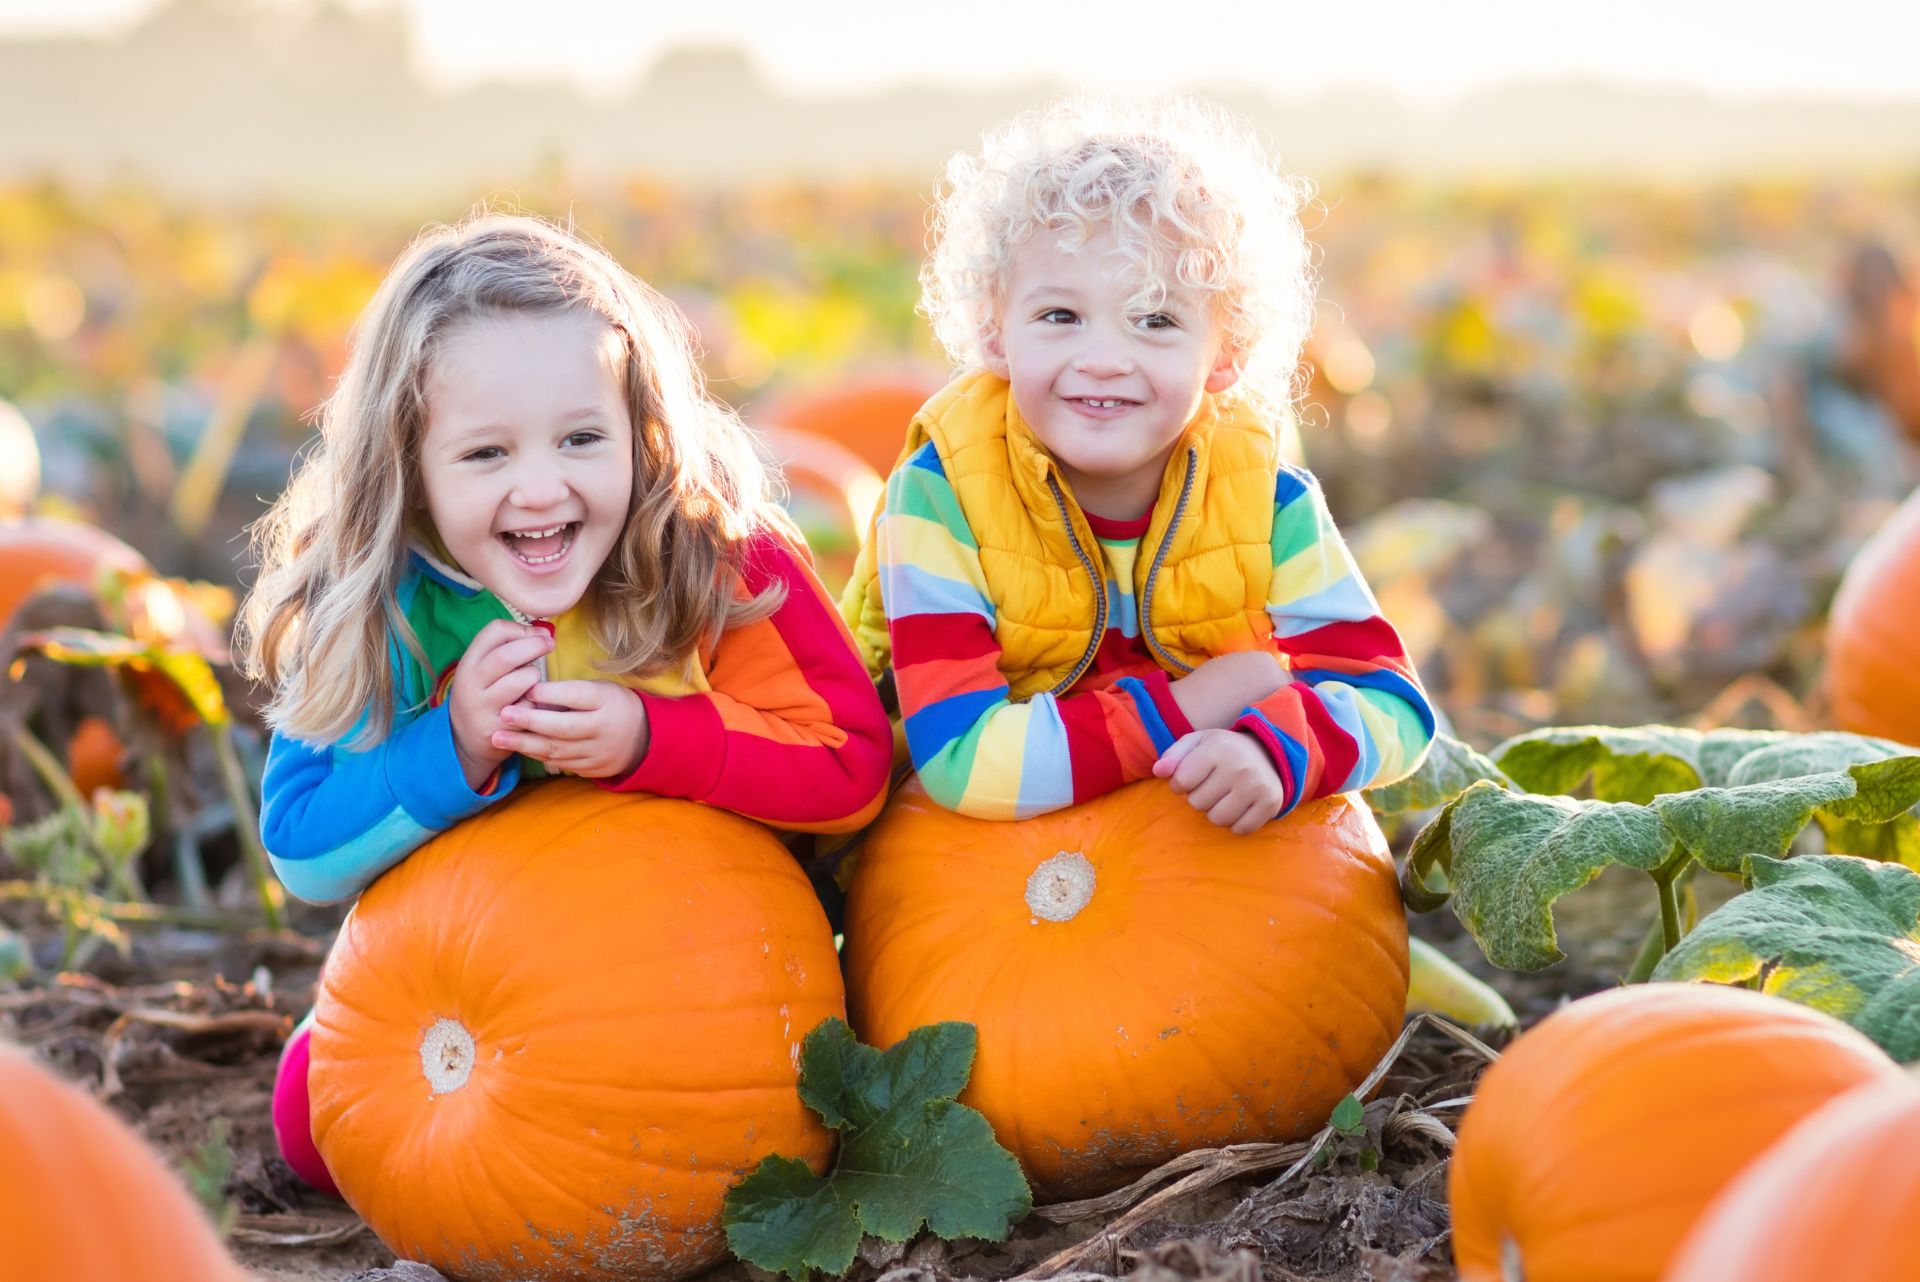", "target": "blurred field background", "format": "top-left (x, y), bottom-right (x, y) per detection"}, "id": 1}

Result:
top-left (8, 1), bottom-right (1920, 744)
